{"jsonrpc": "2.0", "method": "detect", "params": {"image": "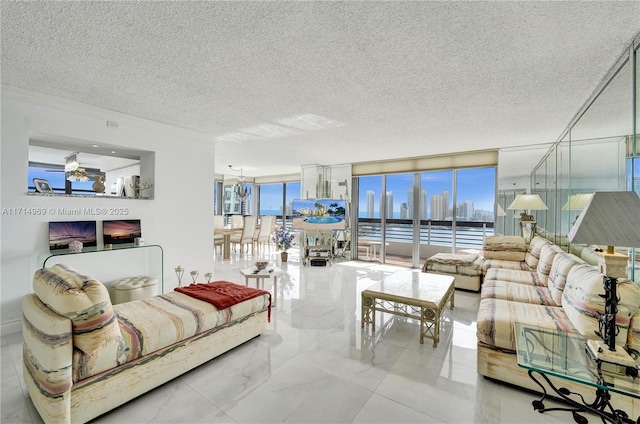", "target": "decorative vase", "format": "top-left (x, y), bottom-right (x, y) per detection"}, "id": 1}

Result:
top-left (92, 176), bottom-right (106, 193)
top-left (281, 251), bottom-right (288, 263)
